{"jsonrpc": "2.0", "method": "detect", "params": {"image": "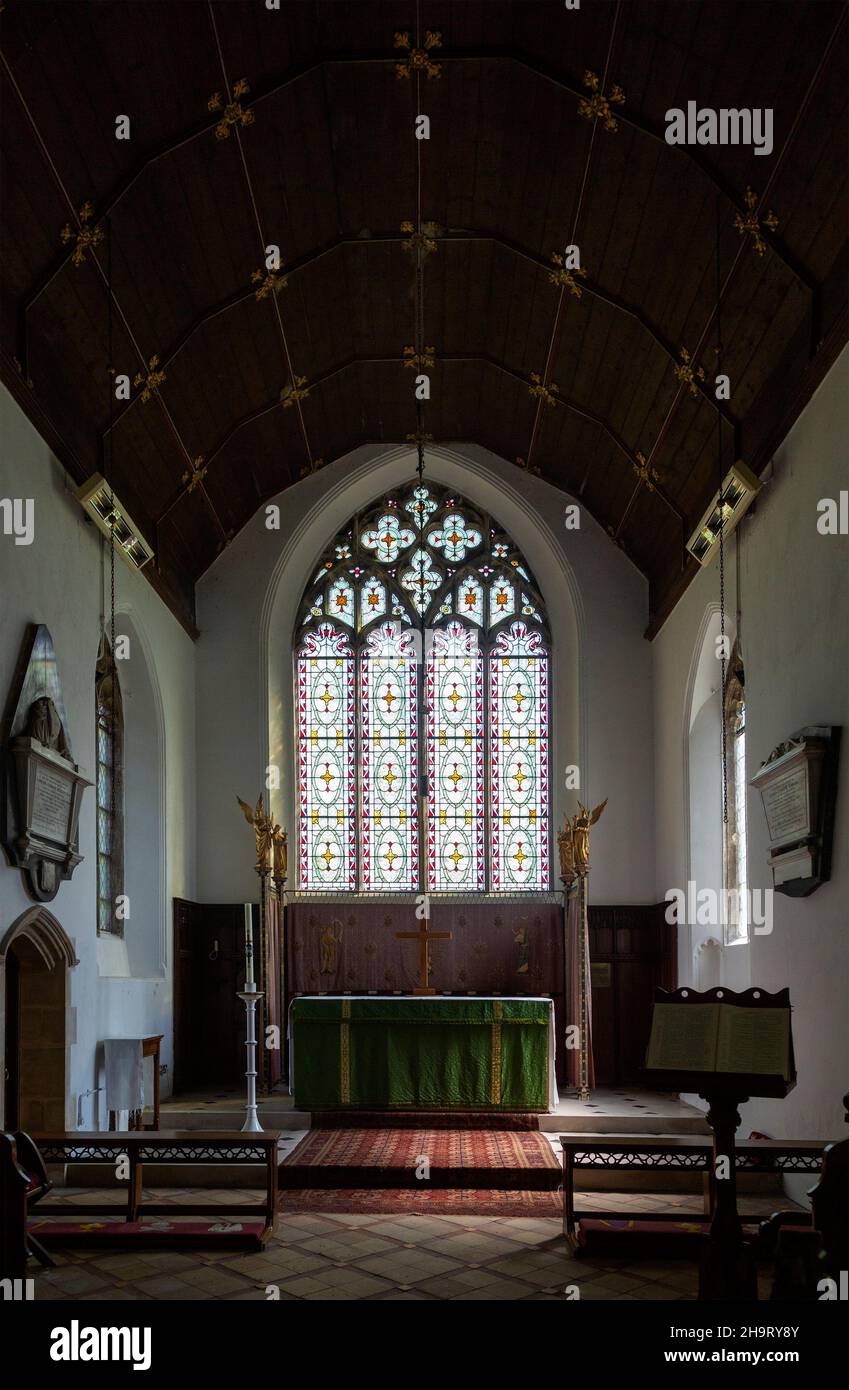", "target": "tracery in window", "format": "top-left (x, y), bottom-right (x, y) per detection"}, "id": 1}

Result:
top-left (295, 481), bottom-right (550, 892)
